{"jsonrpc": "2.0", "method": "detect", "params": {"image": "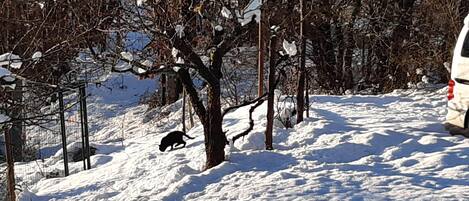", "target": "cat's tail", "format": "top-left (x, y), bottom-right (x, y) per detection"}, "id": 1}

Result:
top-left (183, 134), bottom-right (195, 139)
